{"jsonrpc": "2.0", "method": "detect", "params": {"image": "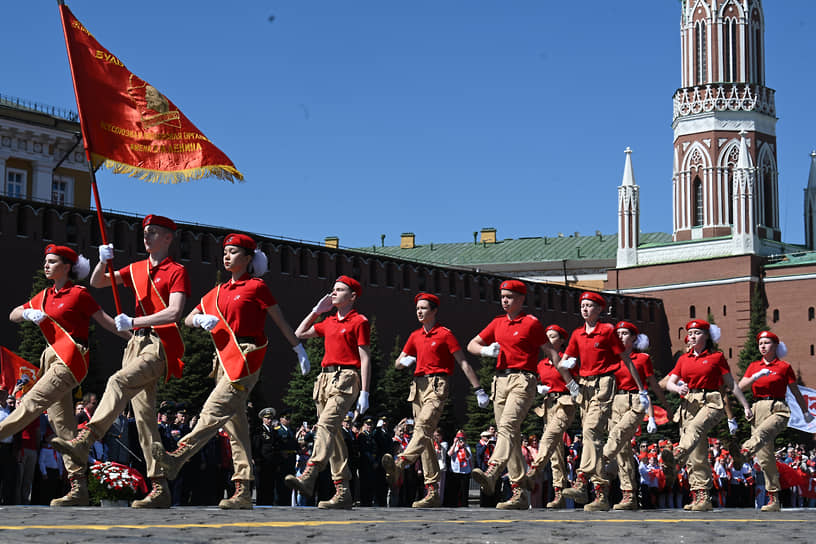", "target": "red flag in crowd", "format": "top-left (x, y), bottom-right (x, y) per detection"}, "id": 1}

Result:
top-left (58, 3), bottom-right (243, 183)
top-left (642, 405), bottom-right (670, 425)
top-left (0, 347), bottom-right (39, 394)
top-left (776, 461), bottom-right (809, 490)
